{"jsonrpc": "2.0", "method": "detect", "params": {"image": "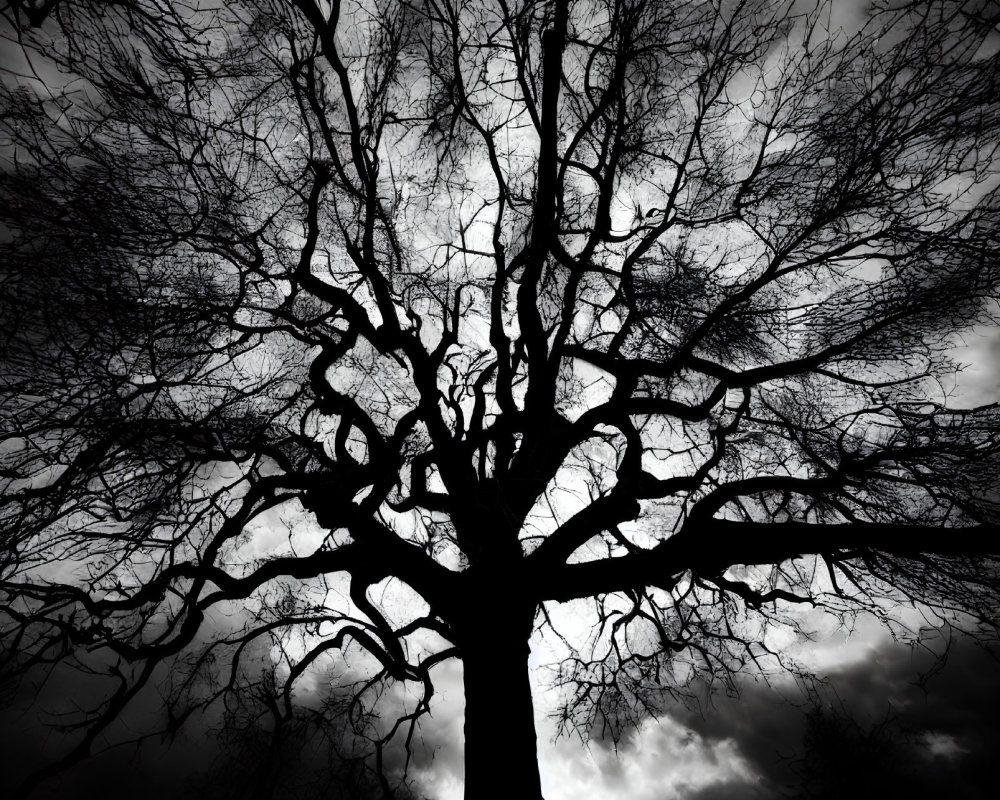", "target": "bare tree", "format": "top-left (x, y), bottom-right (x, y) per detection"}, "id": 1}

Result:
top-left (2, 0), bottom-right (1000, 797)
